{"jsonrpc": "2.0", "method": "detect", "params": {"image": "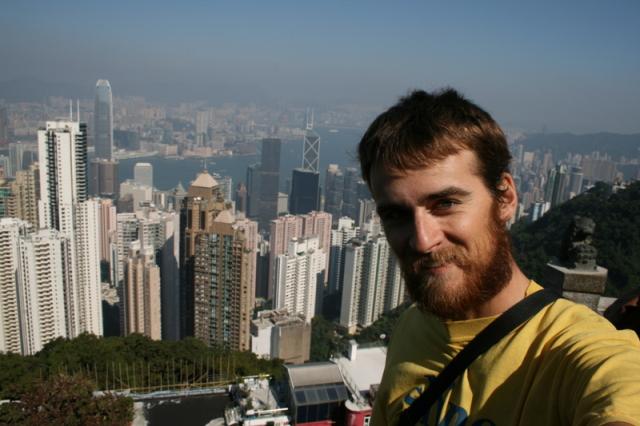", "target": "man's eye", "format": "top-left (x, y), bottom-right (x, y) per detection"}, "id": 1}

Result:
top-left (434, 199), bottom-right (458, 210)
